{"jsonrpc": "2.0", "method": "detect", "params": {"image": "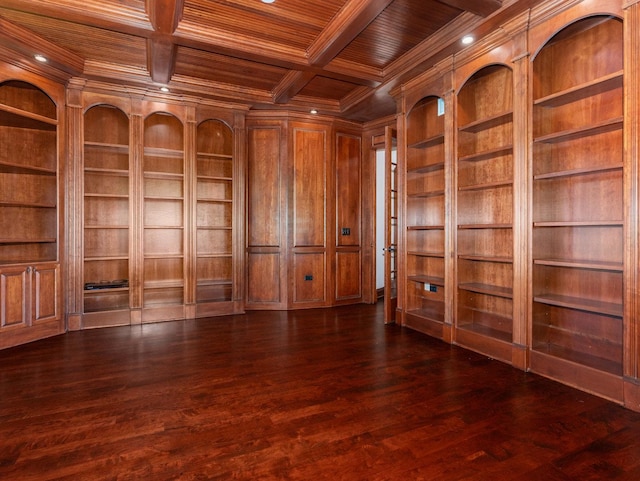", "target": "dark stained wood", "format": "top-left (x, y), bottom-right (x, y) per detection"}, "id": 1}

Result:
top-left (1, 302), bottom-right (640, 480)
